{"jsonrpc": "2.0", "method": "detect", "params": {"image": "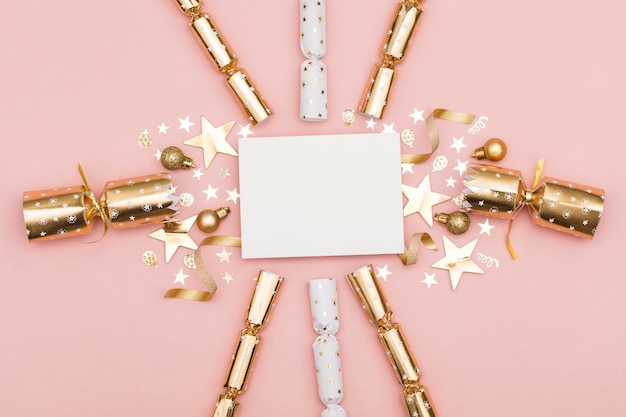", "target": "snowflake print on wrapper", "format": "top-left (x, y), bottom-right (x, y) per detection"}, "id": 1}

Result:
top-left (562, 209), bottom-right (572, 219)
